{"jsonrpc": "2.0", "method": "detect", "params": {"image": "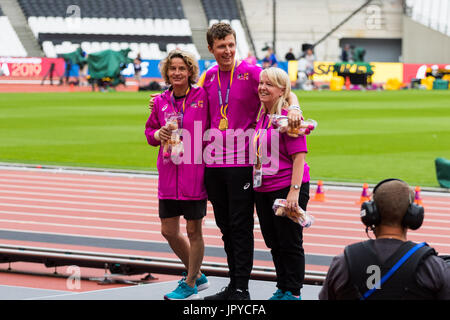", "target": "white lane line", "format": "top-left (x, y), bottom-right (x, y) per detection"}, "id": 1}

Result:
top-left (1, 180), bottom-right (448, 208)
top-left (0, 210), bottom-right (226, 231)
top-left (309, 203), bottom-right (450, 214)
top-left (0, 199), bottom-right (447, 224)
top-left (0, 166), bottom-right (158, 180)
top-left (309, 208), bottom-right (450, 224)
top-left (0, 193), bottom-right (447, 215)
top-left (0, 183), bottom-right (157, 198)
top-left (0, 178), bottom-right (152, 192)
top-left (312, 217), bottom-right (450, 230)
top-left (305, 225), bottom-right (450, 240)
top-left (0, 172), bottom-right (158, 186)
top-left (0, 219), bottom-right (244, 241)
top-left (0, 189), bottom-right (155, 204)
top-left (0, 202), bottom-right (156, 217)
top-left (1, 215), bottom-right (449, 247)
top-left (0, 228), bottom-right (354, 256)
top-left (0, 195), bottom-right (155, 209)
